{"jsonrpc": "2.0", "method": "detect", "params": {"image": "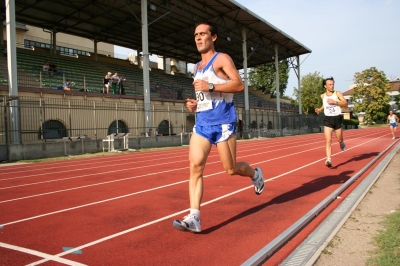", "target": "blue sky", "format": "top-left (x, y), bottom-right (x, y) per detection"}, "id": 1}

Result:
top-left (115, 0), bottom-right (400, 97)
top-left (235, 0), bottom-right (400, 96)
